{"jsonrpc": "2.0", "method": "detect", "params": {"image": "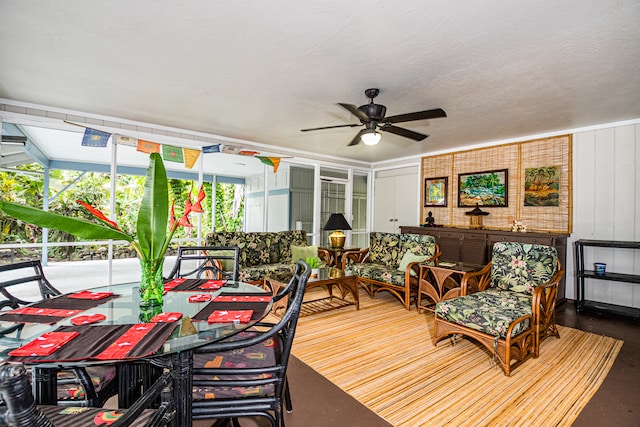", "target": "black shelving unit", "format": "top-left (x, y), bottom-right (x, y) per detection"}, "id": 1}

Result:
top-left (575, 239), bottom-right (640, 318)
